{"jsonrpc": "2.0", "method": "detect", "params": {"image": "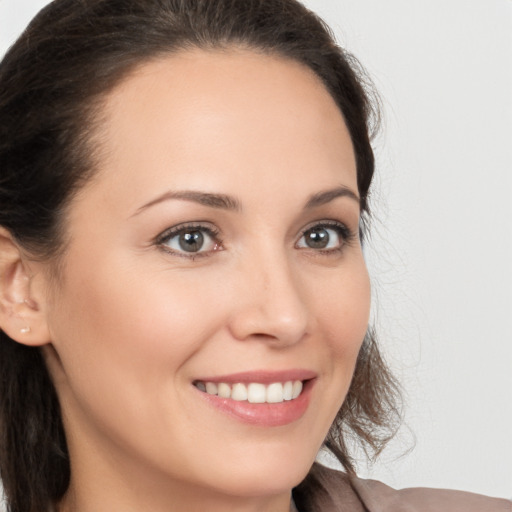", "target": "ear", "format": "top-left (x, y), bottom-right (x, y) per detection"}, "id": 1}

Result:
top-left (0, 227), bottom-right (51, 346)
